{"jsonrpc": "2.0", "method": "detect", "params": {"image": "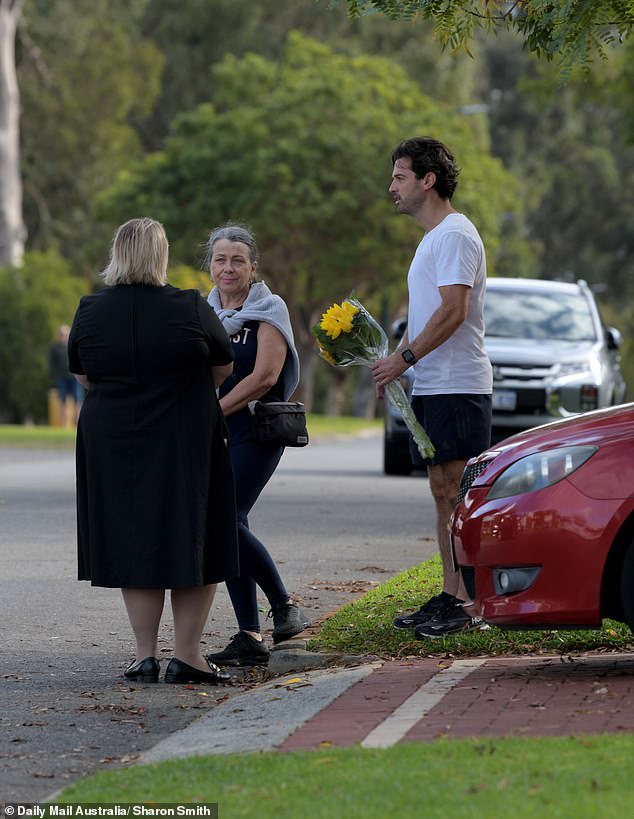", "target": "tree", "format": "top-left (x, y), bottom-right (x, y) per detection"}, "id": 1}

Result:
top-left (139, 0), bottom-right (355, 149)
top-left (18, 0), bottom-right (163, 273)
top-left (338, 1), bottom-right (634, 73)
top-left (100, 33), bottom-right (521, 408)
top-left (0, 251), bottom-right (85, 422)
top-left (476, 33), bottom-right (634, 296)
top-left (138, 0), bottom-right (485, 148)
top-left (0, 0), bottom-right (24, 267)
